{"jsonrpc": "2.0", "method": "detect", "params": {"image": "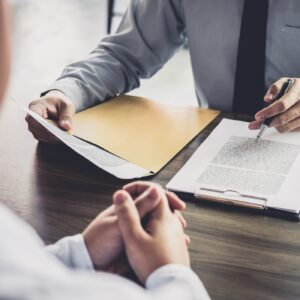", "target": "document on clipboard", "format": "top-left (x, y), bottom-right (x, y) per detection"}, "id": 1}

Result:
top-left (166, 119), bottom-right (300, 219)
